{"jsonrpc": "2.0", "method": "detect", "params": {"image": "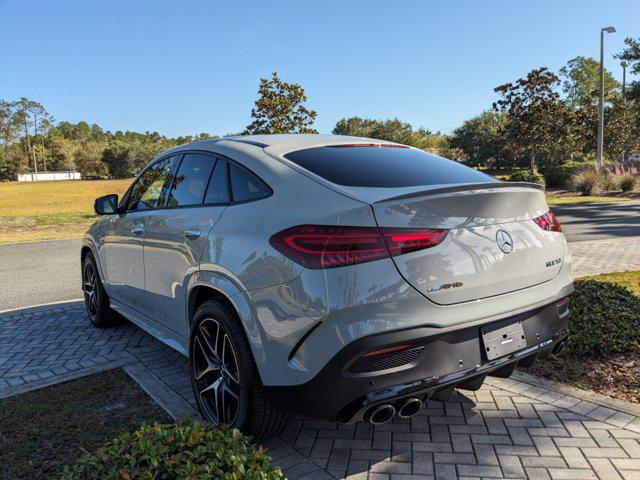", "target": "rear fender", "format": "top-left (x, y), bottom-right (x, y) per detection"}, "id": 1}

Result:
top-left (186, 270), bottom-right (268, 369)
